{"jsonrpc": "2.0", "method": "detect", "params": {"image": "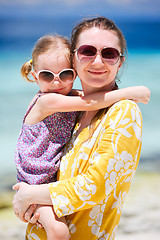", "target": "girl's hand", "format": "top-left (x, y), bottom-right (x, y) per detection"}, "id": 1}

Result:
top-left (12, 182), bottom-right (34, 222)
top-left (130, 86), bottom-right (151, 104)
